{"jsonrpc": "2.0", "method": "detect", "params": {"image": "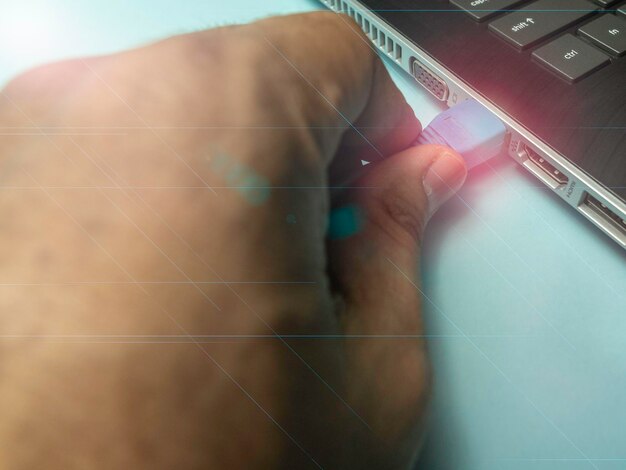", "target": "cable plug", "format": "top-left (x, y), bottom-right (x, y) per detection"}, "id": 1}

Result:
top-left (415, 99), bottom-right (507, 170)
